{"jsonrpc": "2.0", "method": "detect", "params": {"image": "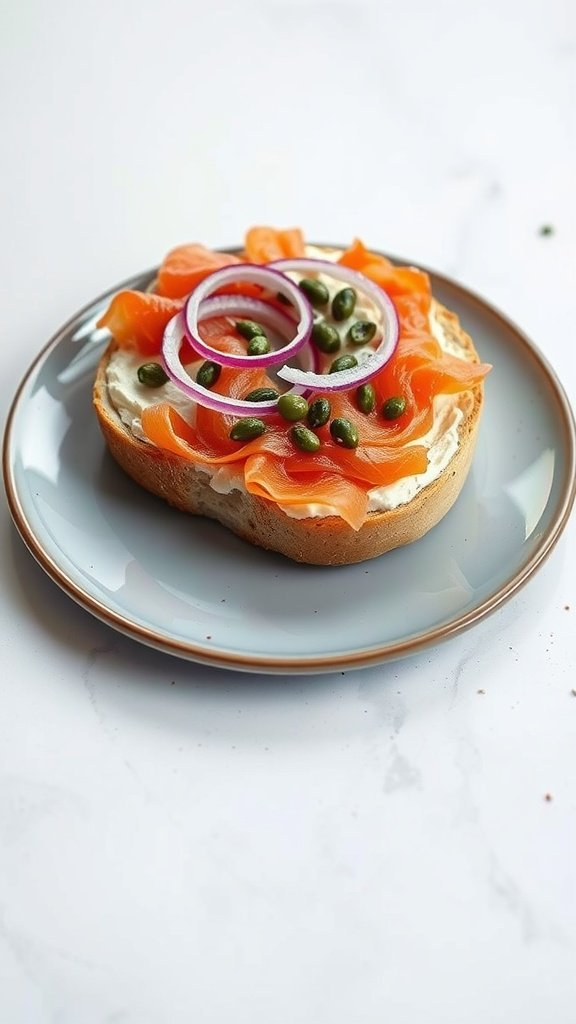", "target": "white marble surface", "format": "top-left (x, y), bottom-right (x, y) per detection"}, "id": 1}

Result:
top-left (1, 1), bottom-right (575, 1021)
